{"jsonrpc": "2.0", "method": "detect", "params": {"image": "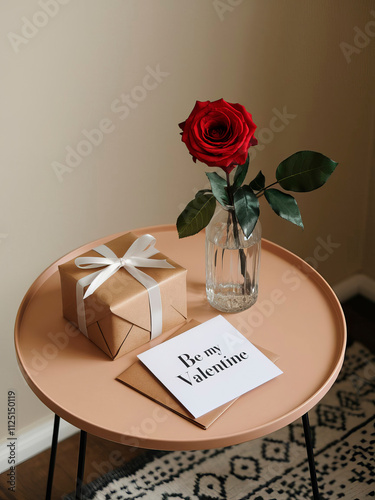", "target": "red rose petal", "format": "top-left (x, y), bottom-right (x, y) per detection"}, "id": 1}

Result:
top-left (179, 99), bottom-right (257, 168)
